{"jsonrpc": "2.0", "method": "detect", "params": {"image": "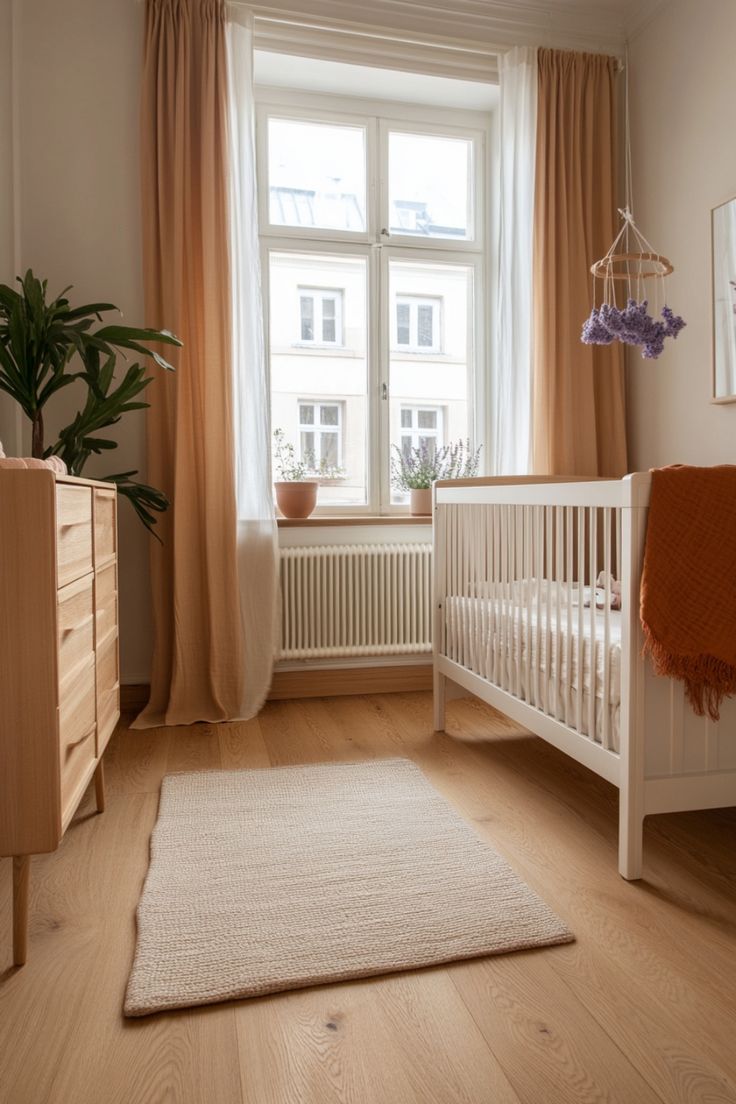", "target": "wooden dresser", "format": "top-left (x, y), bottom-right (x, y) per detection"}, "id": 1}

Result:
top-left (0, 470), bottom-right (120, 965)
